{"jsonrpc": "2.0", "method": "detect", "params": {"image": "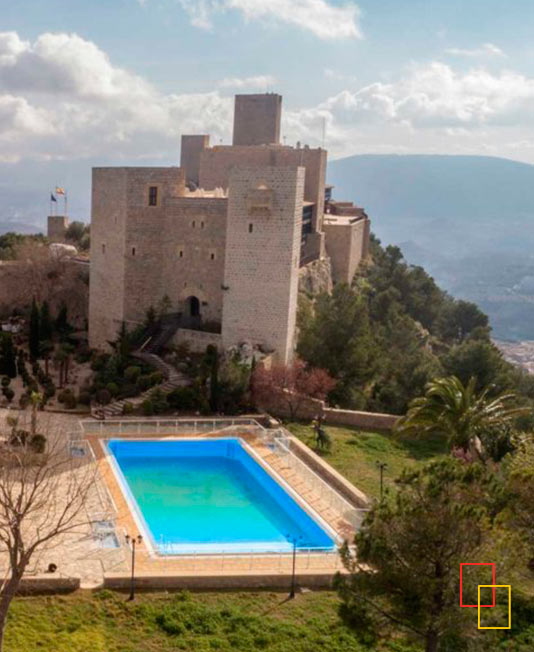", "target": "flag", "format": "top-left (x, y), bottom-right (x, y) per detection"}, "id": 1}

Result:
top-left (55, 187), bottom-right (66, 196)
top-left (50, 193), bottom-right (57, 202)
